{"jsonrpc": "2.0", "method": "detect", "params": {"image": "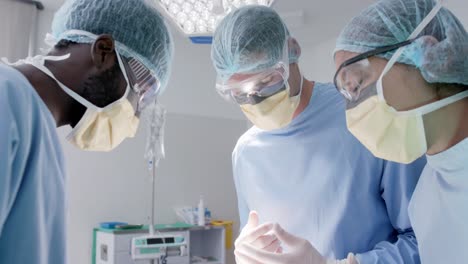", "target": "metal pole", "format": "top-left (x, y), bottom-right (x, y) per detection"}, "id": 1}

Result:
top-left (151, 160), bottom-right (156, 234)
top-left (149, 161), bottom-right (156, 264)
